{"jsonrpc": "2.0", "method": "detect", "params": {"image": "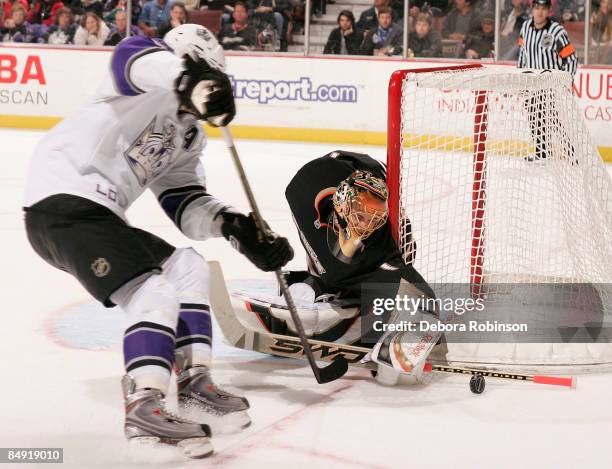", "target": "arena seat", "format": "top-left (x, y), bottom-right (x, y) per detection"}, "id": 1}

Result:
top-left (187, 10), bottom-right (224, 37)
